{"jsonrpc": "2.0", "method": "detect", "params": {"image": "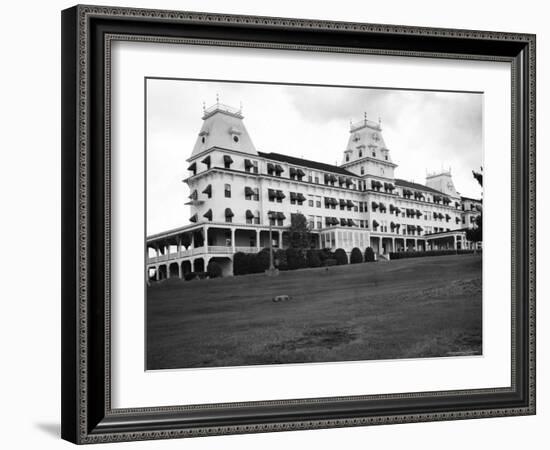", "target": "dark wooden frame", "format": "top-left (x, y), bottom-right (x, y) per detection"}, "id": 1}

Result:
top-left (61, 5), bottom-right (536, 444)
